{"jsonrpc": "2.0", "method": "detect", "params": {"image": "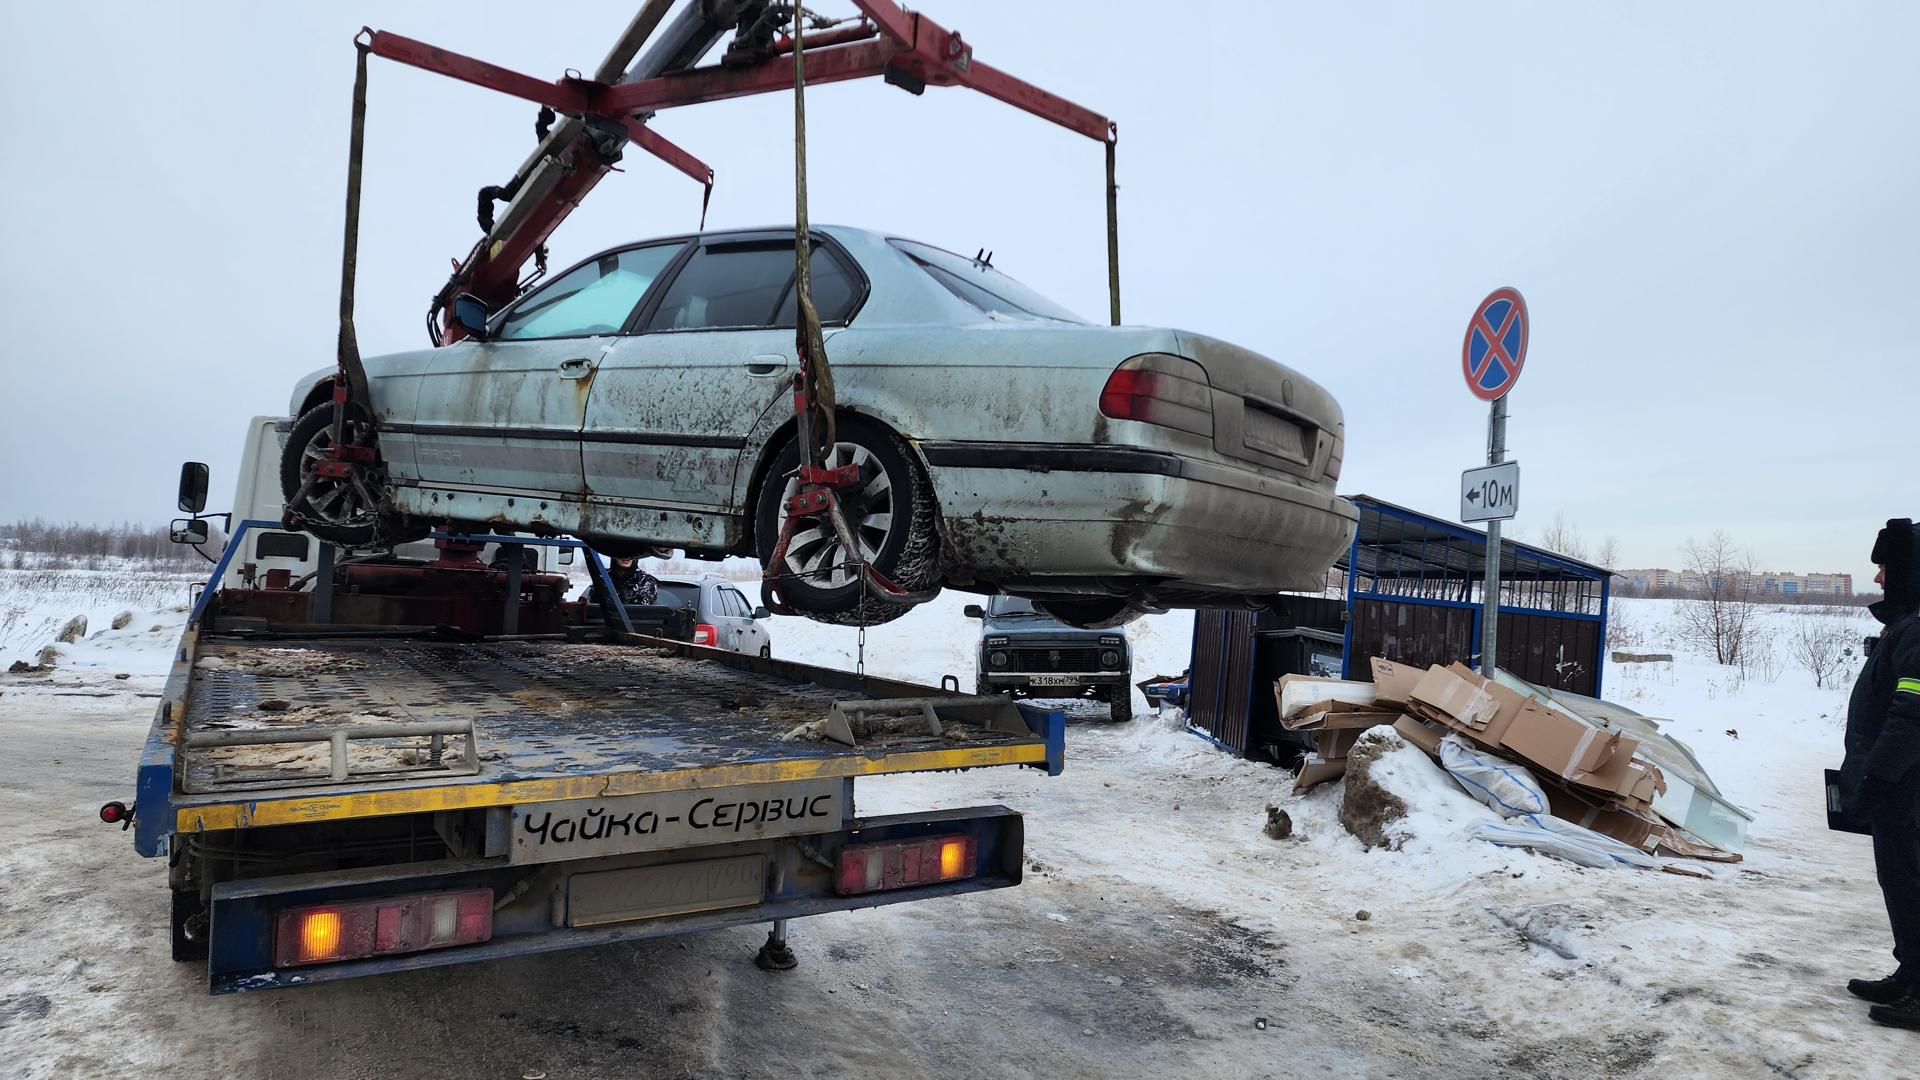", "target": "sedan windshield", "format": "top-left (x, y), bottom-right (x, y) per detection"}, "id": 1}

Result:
top-left (890, 239), bottom-right (1086, 324)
